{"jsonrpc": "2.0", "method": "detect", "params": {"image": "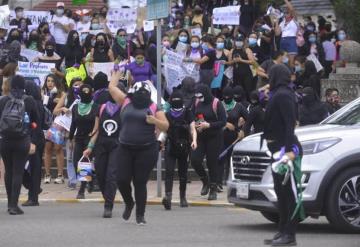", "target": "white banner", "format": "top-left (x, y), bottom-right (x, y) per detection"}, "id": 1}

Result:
top-left (20, 48), bottom-right (42, 62)
top-left (108, 0), bottom-right (147, 8)
top-left (9, 10), bottom-right (52, 26)
top-left (86, 62), bottom-right (114, 79)
top-left (143, 20), bottom-right (154, 32)
top-left (17, 61), bottom-right (55, 87)
top-left (213, 6), bottom-right (240, 25)
top-left (164, 50), bottom-right (196, 93)
top-left (0, 5), bottom-right (10, 29)
top-left (106, 8), bottom-right (137, 34)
